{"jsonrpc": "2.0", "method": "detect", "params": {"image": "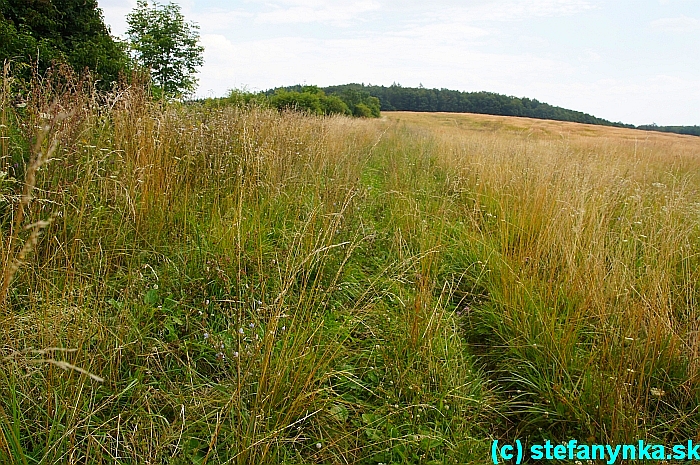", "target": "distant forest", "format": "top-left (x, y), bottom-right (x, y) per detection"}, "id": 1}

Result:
top-left (299, 83), bottom-right (698, 137)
